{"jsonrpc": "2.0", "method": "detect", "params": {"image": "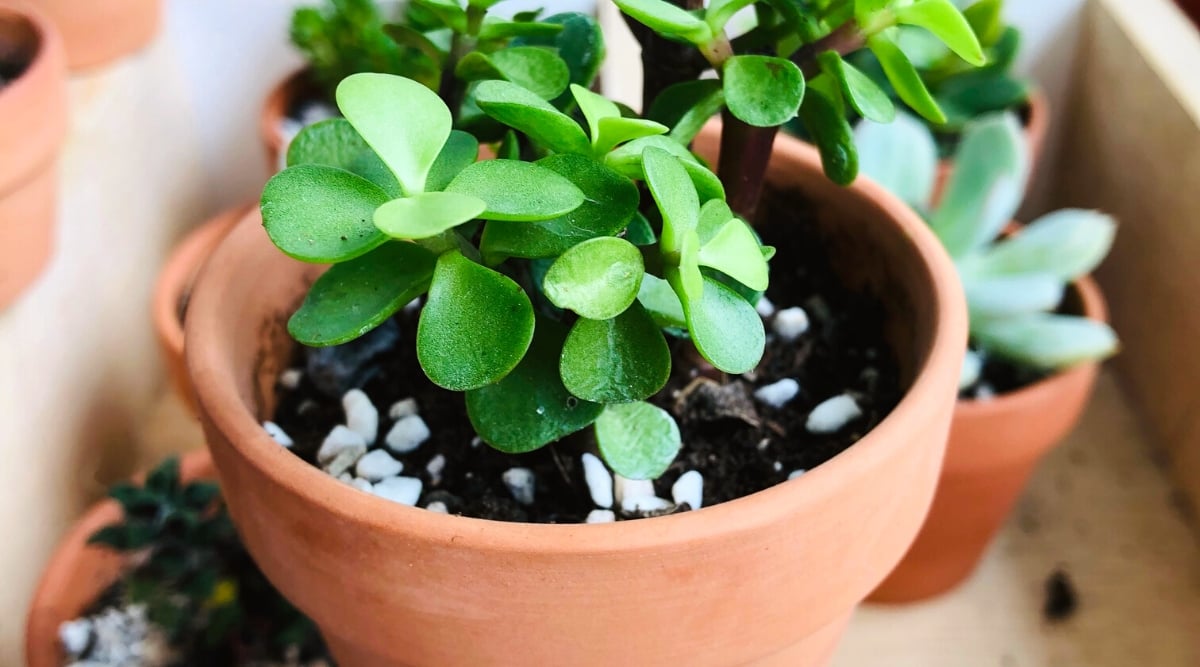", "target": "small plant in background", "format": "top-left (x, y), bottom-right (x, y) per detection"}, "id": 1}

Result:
top-left (856, 111), bottom-right (1118, 394)
top-left (63, 458), bottom-right (325, 665)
